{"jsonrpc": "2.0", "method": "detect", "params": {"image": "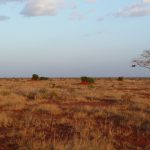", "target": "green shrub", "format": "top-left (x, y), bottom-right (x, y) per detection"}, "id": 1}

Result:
top-left (81, 76), bottom-right (95, 84)
top-left (87, 78), bottom-right (95, 83)
top-left (32, 74), bottom-right (39, 80)
top-left (81, 76), bottom-right (88, 82)
top-left (39, 77), bottom-right (49, 80)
